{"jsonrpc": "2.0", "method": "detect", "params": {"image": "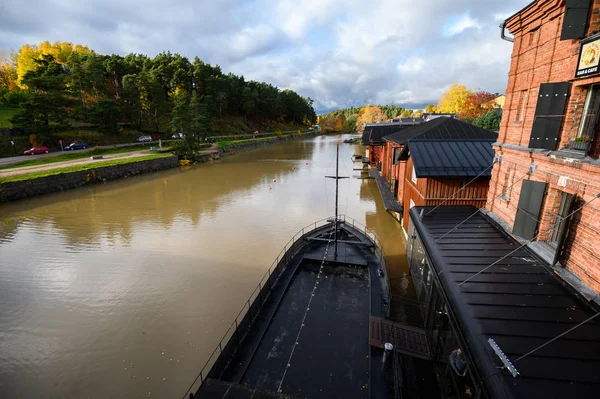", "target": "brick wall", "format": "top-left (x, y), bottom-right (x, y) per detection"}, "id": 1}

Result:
top-left (489, 0), bottom-right (600, 294)
top-left (487, 145), bottom-right (600, 293)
